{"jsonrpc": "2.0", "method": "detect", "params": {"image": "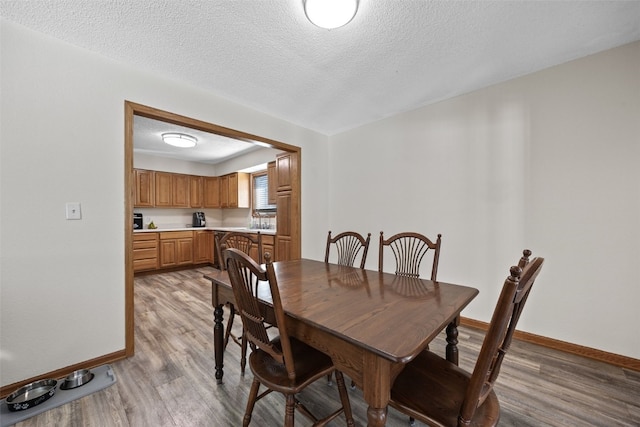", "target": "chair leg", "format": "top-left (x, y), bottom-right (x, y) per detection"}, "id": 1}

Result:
top-left (327, 372), bottom-right (333, 386)
top-left (240, 330), bottom-right (248, 376)
top-left (334, 370), bottom-right (355, 427)
top-left (224, 303), bottom-right (236, 349)
top-left (284, 393), bottom-right (296, 427)
top-left (243, 378), bottom-right (260, 427)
